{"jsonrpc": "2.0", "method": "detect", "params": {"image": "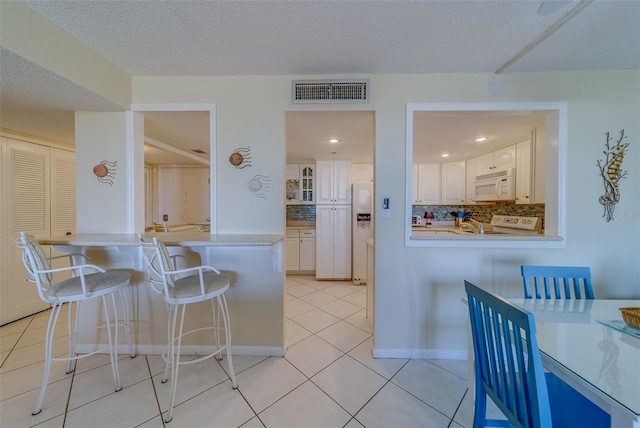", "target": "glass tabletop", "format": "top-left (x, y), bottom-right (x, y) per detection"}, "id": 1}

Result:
top-left (511, 298), bottom-right (640, 418)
